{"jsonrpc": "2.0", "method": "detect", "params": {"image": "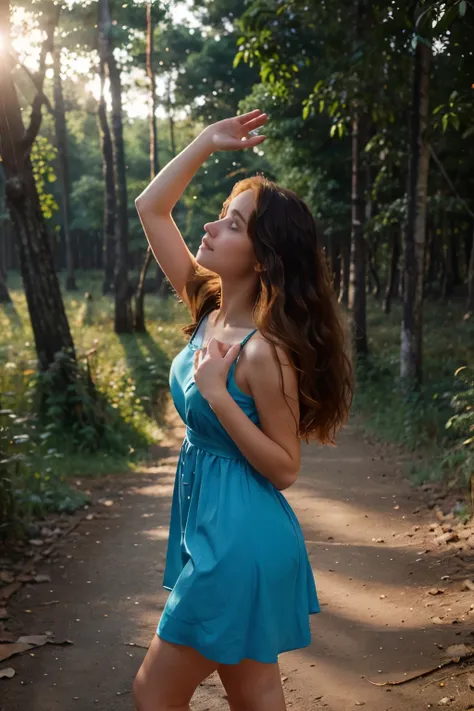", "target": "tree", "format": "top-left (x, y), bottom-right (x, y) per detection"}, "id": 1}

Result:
top-left (97, 56), bottom-right (117, 295)
top-left (98, 0), bottom-right (133, 333)
top-left (400, 27), bottom-right (431, 386)
top-left (0, 0), bottom-right (76, 377)
top-left (134, 1), bottom-right (160, 333)
top-left (52, 41), bottom-right (76, 291)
